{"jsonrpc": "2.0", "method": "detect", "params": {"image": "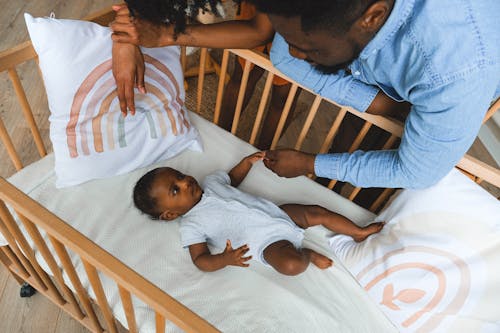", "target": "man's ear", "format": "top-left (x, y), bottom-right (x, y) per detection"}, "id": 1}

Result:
top-left (159, 210), bottom-right (179, 221)
top-left (358, 1), bottom-right (391, 33)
